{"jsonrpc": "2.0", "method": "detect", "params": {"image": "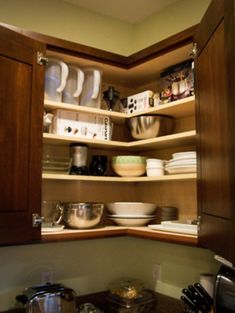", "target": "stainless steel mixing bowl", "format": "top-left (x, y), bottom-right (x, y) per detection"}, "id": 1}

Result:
top-left (63, 202), bottom-right (104, 229)
top-left (127, 114), bottom-right (174, 139)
